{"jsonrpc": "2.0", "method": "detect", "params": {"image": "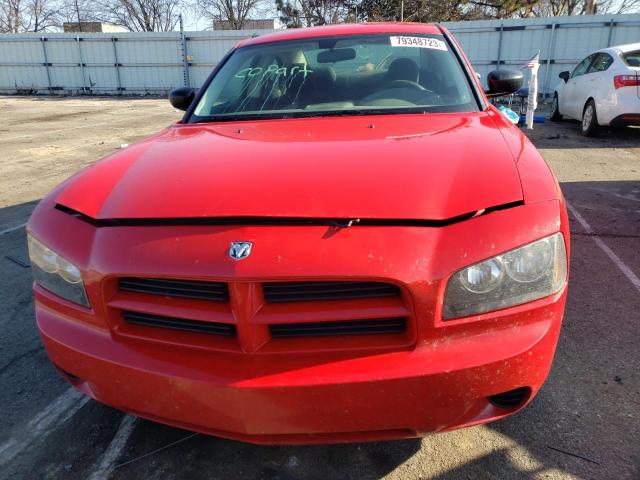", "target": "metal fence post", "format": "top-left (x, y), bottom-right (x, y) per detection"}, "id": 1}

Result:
top-left (543, 23), bottom-right (557, 99)
top-left (607, 19), bottom-right (616, 47)
top-left (179, 14), bottom-right (190, 88)
top-left (111, 37), bottom-right (123, 95)
top-left (496, 23), bottom-right (504, 70)
top-left (76, 36), bottom-right (88, 93)
top-left (40, 37), bottom-right (53, 94)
